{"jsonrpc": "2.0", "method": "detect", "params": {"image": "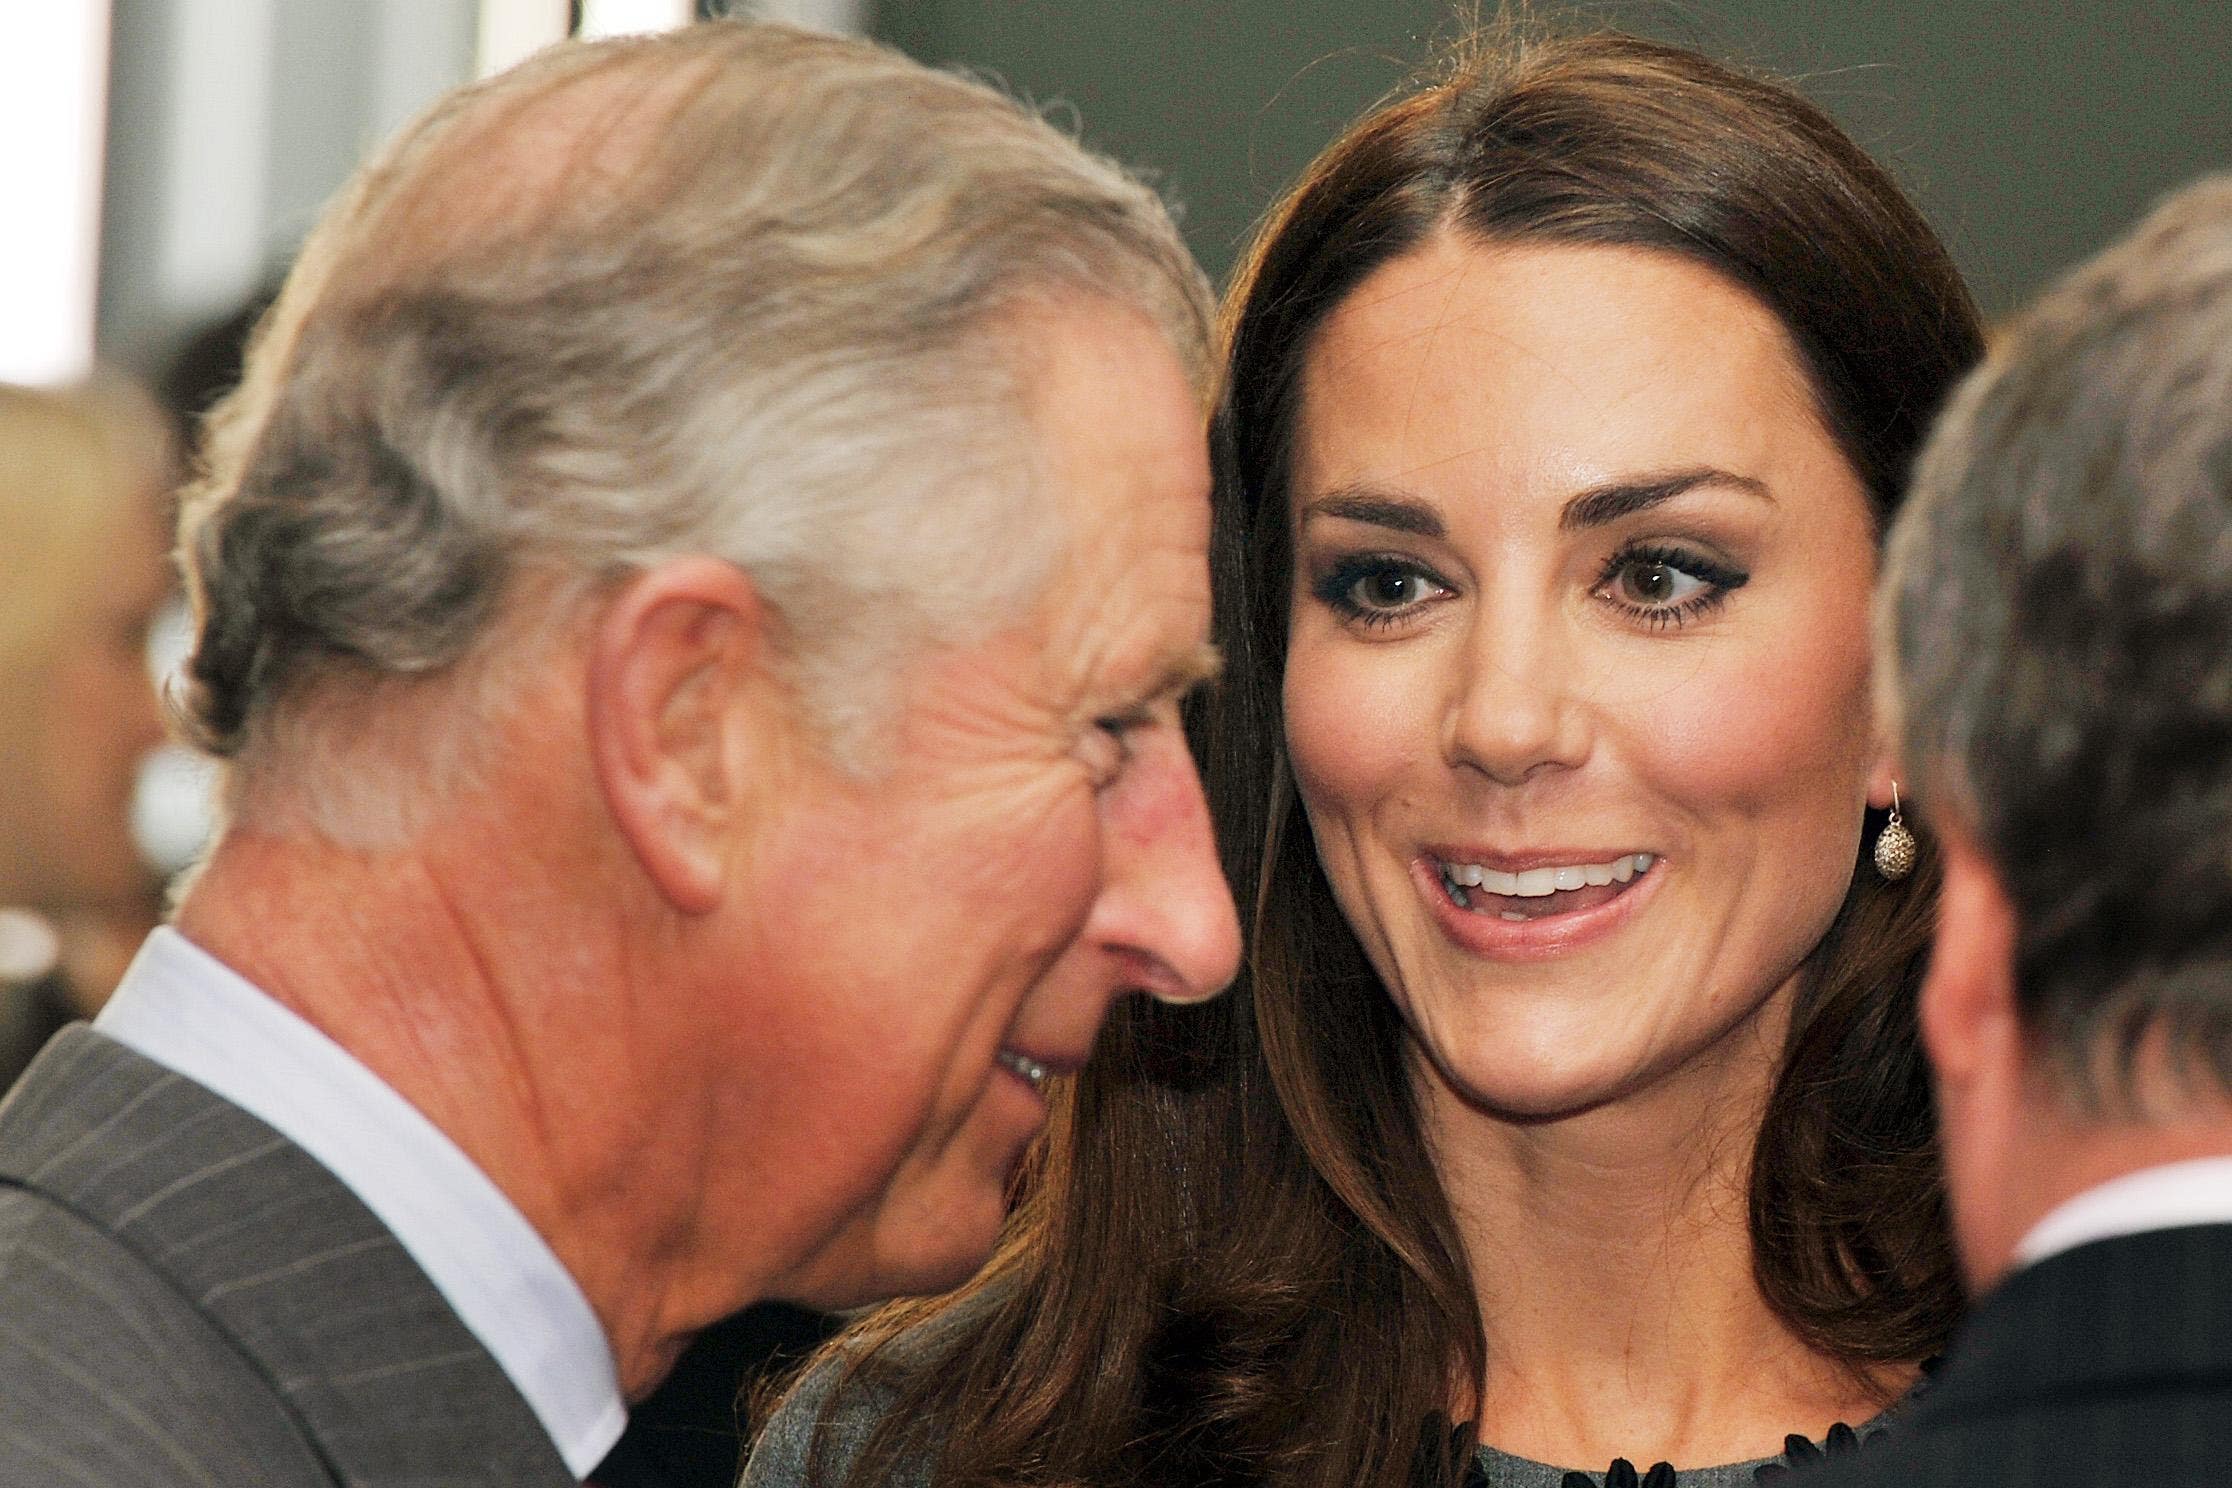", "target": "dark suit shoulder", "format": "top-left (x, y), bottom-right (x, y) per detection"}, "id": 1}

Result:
top-left (1793, 1387), bottom-right (2232, 1488)
top-left (0, 1186), bottom-right (334, 1487)
top-left (1797, 1226), bottom-right (2232, 1488)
